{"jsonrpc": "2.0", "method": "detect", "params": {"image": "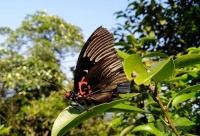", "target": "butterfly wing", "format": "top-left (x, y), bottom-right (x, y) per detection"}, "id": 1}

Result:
top-left (74, 26), bottom-right (128, 100)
